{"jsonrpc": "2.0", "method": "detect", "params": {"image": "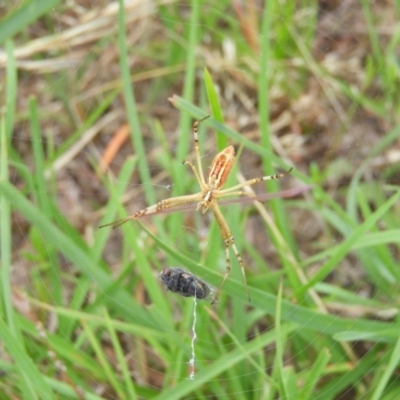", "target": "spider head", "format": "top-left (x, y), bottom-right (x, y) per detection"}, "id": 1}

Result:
top-left (197, 193), bottom-right (212, 214)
